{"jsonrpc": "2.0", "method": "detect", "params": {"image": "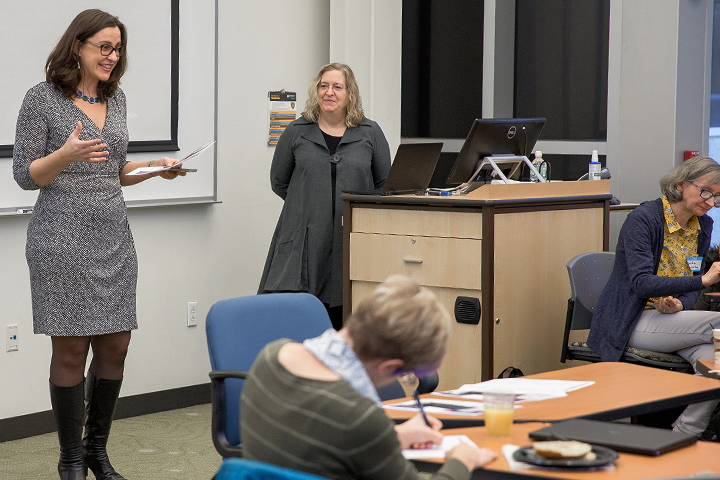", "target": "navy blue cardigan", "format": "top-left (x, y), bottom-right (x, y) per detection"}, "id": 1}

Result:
top-left (587, 198), bottom-right (712, 361)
